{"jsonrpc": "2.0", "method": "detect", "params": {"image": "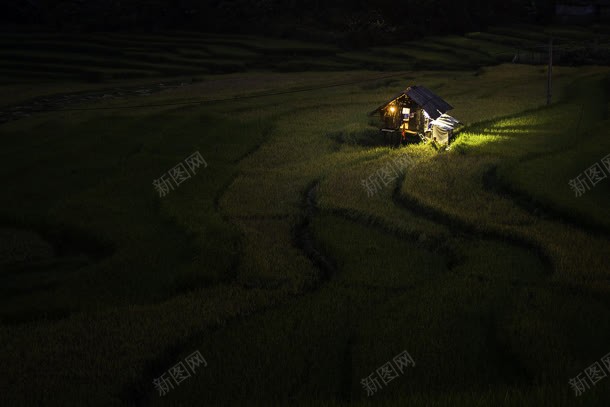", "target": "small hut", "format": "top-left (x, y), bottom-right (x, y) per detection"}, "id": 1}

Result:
top-left (369, 85), bottom-right (459, 145)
